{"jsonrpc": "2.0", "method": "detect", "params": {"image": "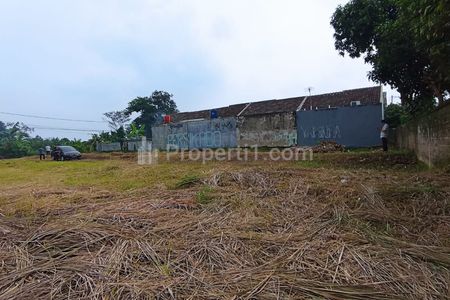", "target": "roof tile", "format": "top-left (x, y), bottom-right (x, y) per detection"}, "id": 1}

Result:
top-left (171, 86), bottom-right (381, 121)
